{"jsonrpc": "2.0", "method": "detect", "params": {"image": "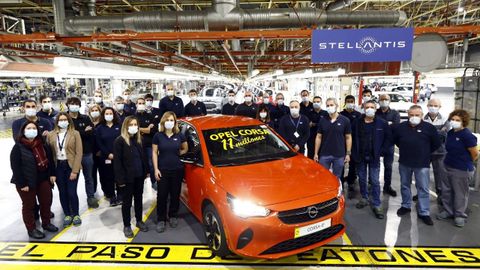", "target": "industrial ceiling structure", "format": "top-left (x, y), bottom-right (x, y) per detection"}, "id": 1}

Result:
top-left (0, 0), bottom-right (479, 78)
